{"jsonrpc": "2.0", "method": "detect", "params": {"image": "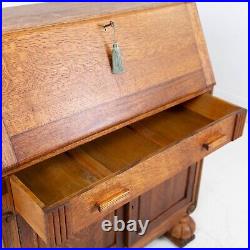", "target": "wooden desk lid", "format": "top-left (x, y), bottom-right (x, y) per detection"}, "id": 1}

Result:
top-left (2, 2), bottom-right (215, 175)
